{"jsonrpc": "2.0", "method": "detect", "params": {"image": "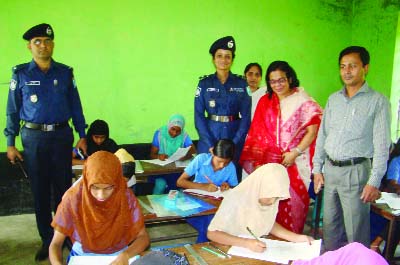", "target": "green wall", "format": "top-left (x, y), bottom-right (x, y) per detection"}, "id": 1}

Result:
top-left (0, 0), bottom-right (398, 149)
top-left (390, 13), bottom-right (400, 140)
